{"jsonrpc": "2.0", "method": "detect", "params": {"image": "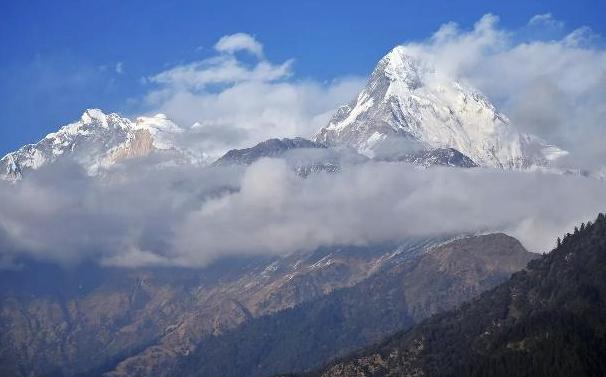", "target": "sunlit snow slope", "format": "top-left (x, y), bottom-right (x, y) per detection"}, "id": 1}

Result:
top-left (315, 46), bottom-right (567, 169)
